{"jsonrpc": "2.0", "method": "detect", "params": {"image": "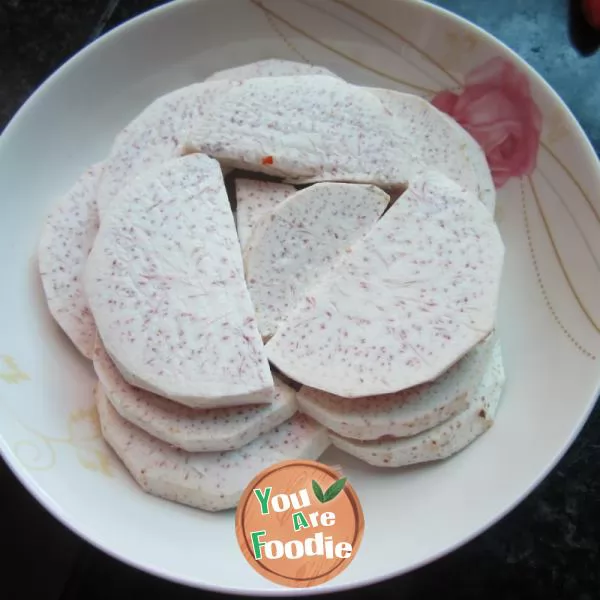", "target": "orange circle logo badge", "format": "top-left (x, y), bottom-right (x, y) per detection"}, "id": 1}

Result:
top-left (235, 460), bottom-right (364, 588)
